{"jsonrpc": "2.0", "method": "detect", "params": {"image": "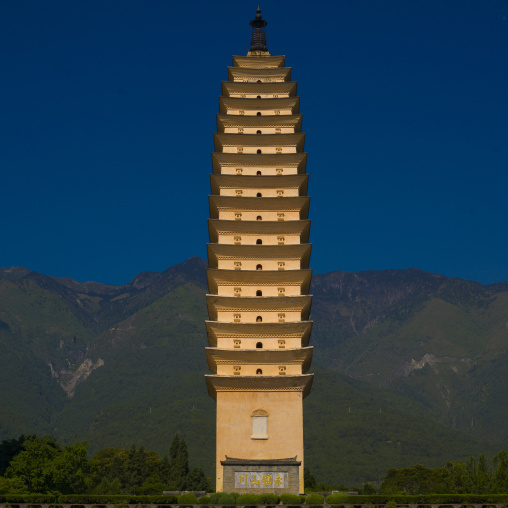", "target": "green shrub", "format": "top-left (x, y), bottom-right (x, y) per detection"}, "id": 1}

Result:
top-left (218, 493), bottom-right (236, 504)
top-left (281, 493), bottom-right (304, 504)
top-left (198, 496), bottom-right (211, 504)
top-left (178, 493), bottom-right (198, 505)
top-left (325, 495), bottom-right (348, 504)
top-left (386, 501), bottom-right (398, 508)
top-left (305, 493), bottom-right (324, 504)
top-left (236, 494), bottom-right (263, 504)
top-left (261, 493), bottom-right (280, 504)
